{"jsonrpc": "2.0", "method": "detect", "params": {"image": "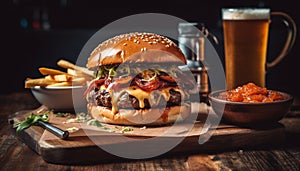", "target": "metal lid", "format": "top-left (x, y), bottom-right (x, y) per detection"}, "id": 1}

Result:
top-left (178, 22), bottom-right (205, 36)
